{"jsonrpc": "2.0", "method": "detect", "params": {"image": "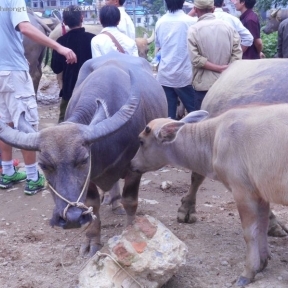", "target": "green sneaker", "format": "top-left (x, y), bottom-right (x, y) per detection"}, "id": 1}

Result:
top-left (0, 169), bottom-right (27, 189)
top-left (24, 173), bottom-right (46, 195)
